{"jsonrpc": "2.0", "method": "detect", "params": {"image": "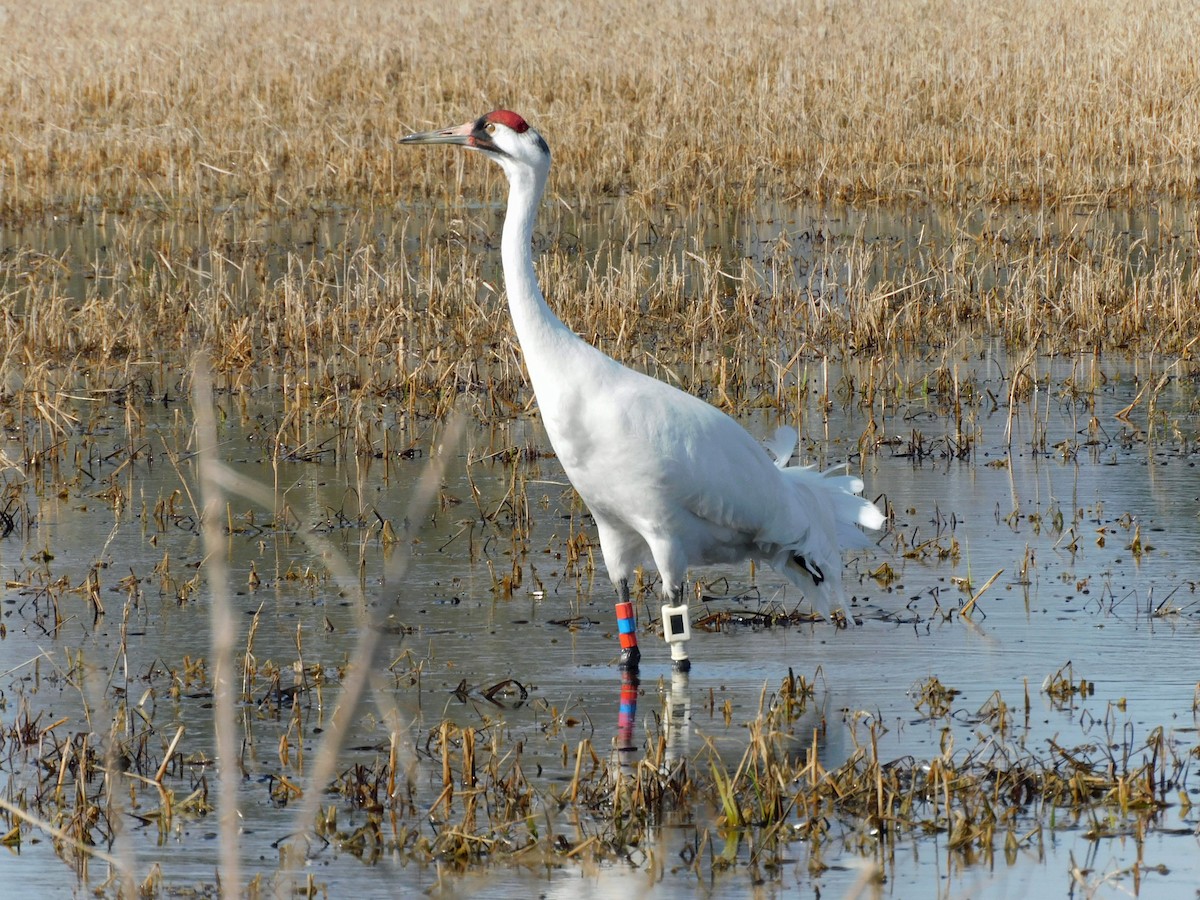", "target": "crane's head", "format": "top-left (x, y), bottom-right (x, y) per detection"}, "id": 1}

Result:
top-left (399, 110), bottom-right (550, 181)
